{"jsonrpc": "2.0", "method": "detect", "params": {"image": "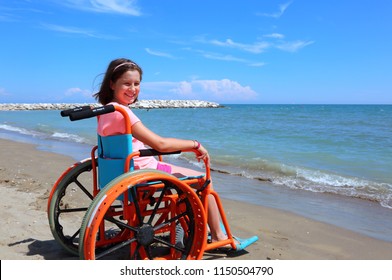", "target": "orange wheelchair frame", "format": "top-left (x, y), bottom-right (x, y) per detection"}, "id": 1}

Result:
top-left (47, 104), bottom-right (258, 260)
